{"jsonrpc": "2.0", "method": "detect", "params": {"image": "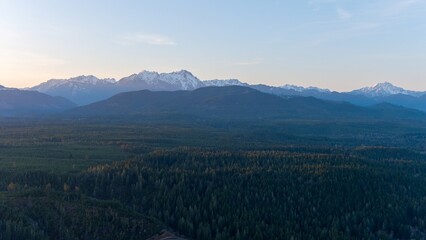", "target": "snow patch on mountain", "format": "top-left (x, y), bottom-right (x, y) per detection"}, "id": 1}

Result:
top-left (120, 71), bottom-right (161, 85)
top-left (203, 79), bottom-right (248, 87)
top-left (32, 75), bottom-right (116, 93)
top-left (280, 84), bottom-right (330, 93)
